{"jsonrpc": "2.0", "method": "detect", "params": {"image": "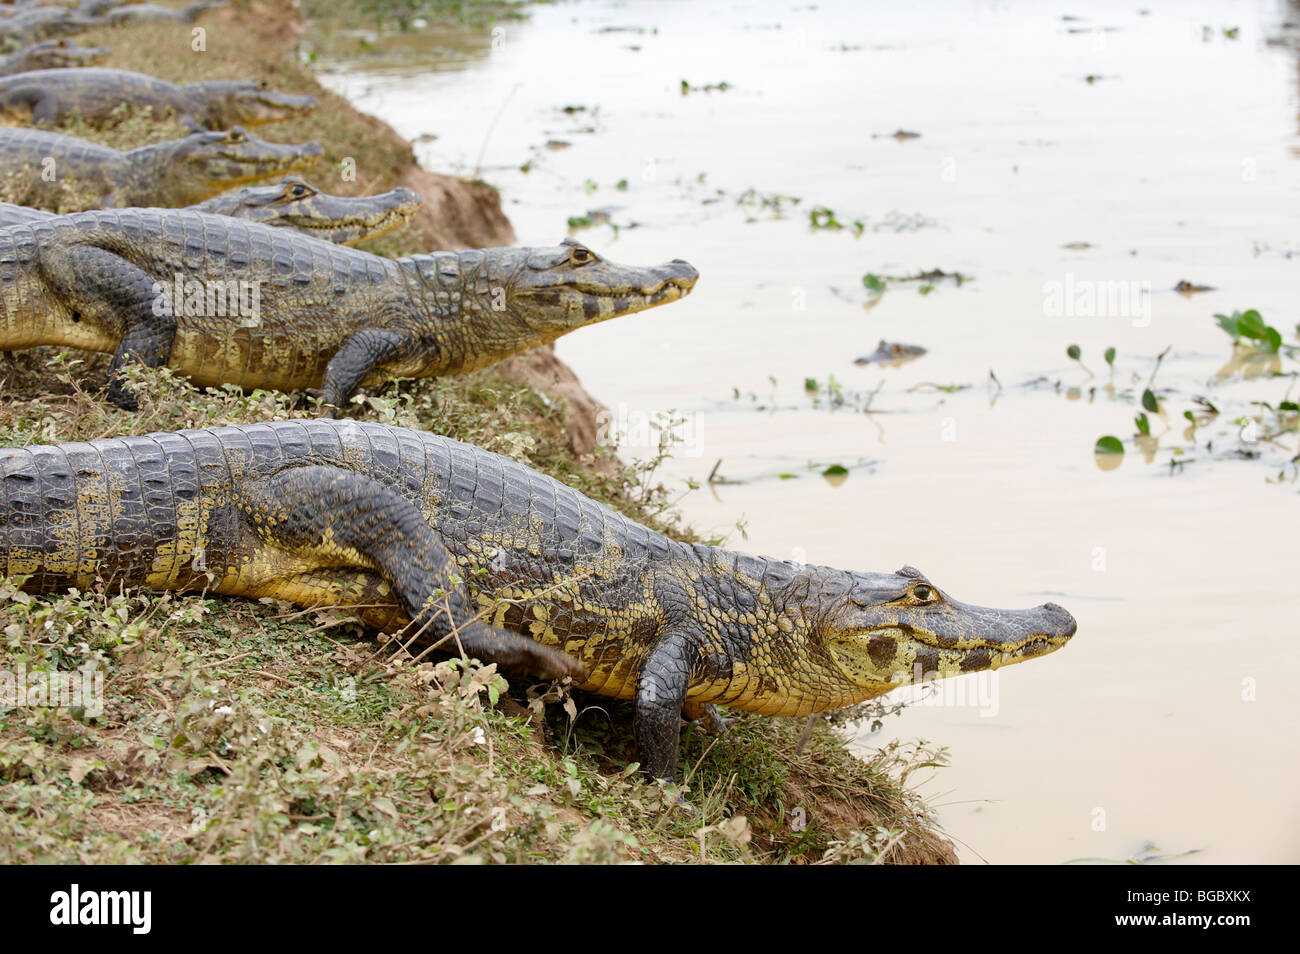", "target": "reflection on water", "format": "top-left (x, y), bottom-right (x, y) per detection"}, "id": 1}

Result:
top-left (319, 0), bottom-right (1300, 863)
